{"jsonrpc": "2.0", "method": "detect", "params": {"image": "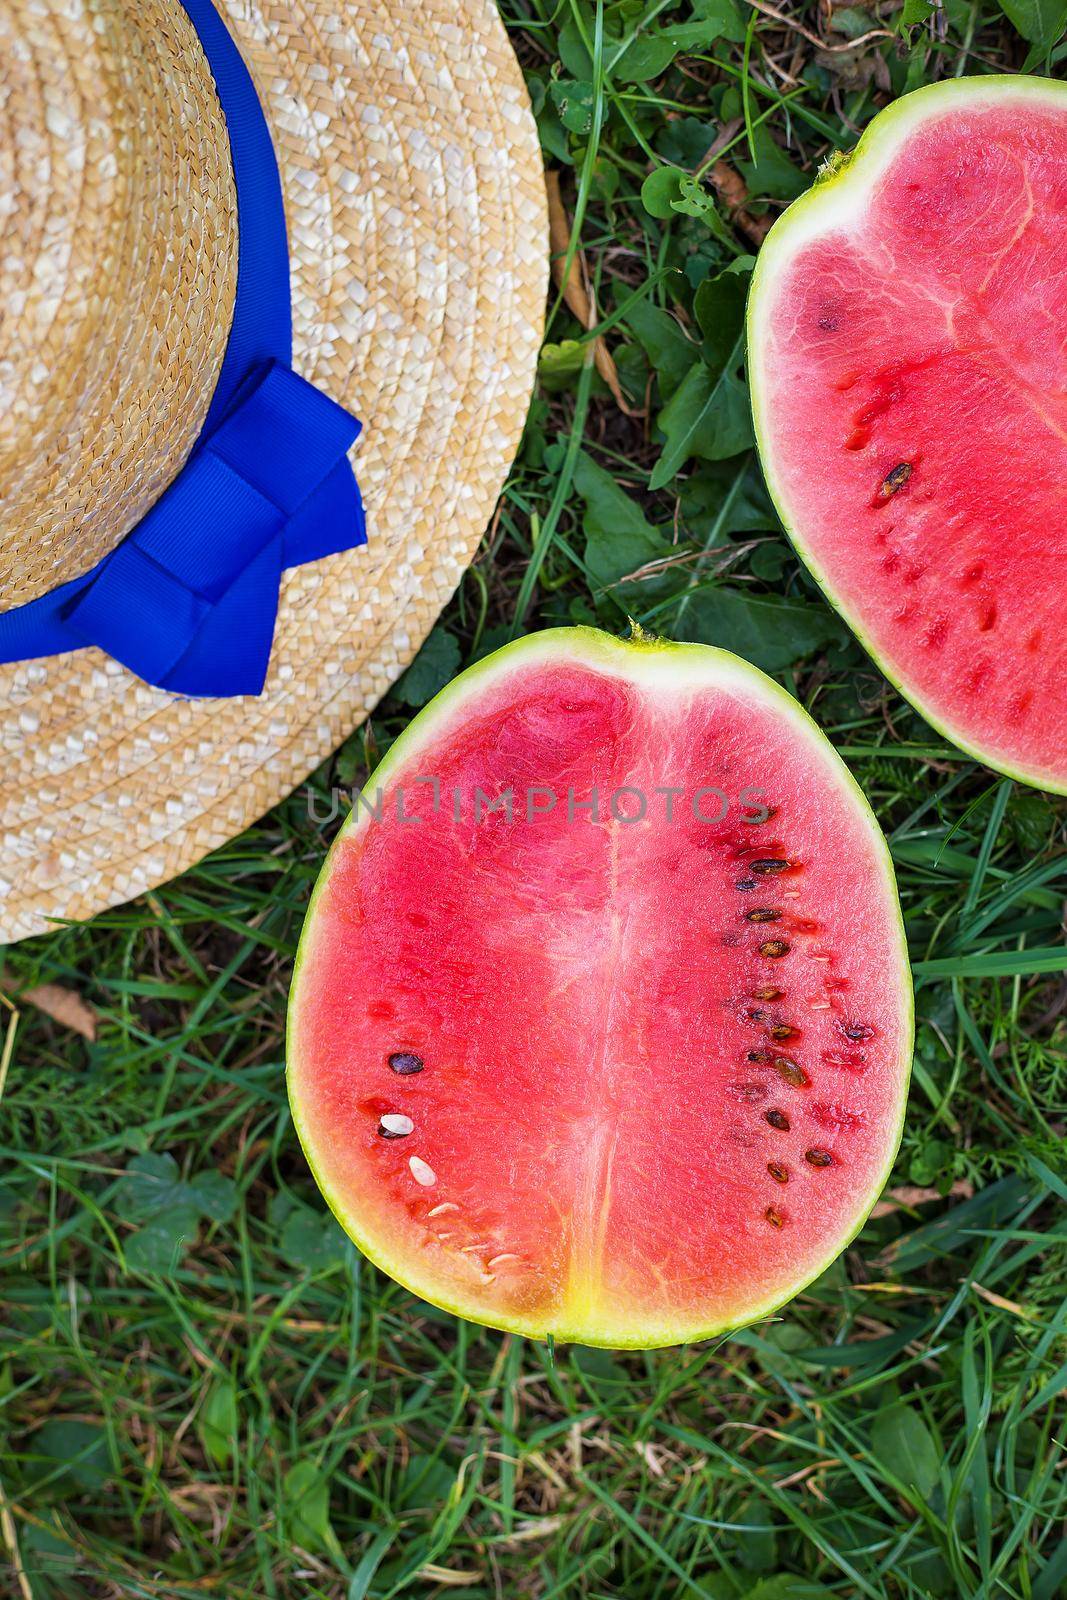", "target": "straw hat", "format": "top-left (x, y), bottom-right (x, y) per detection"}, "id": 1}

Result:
top-left (0, 0), bottom-right (547, 943)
